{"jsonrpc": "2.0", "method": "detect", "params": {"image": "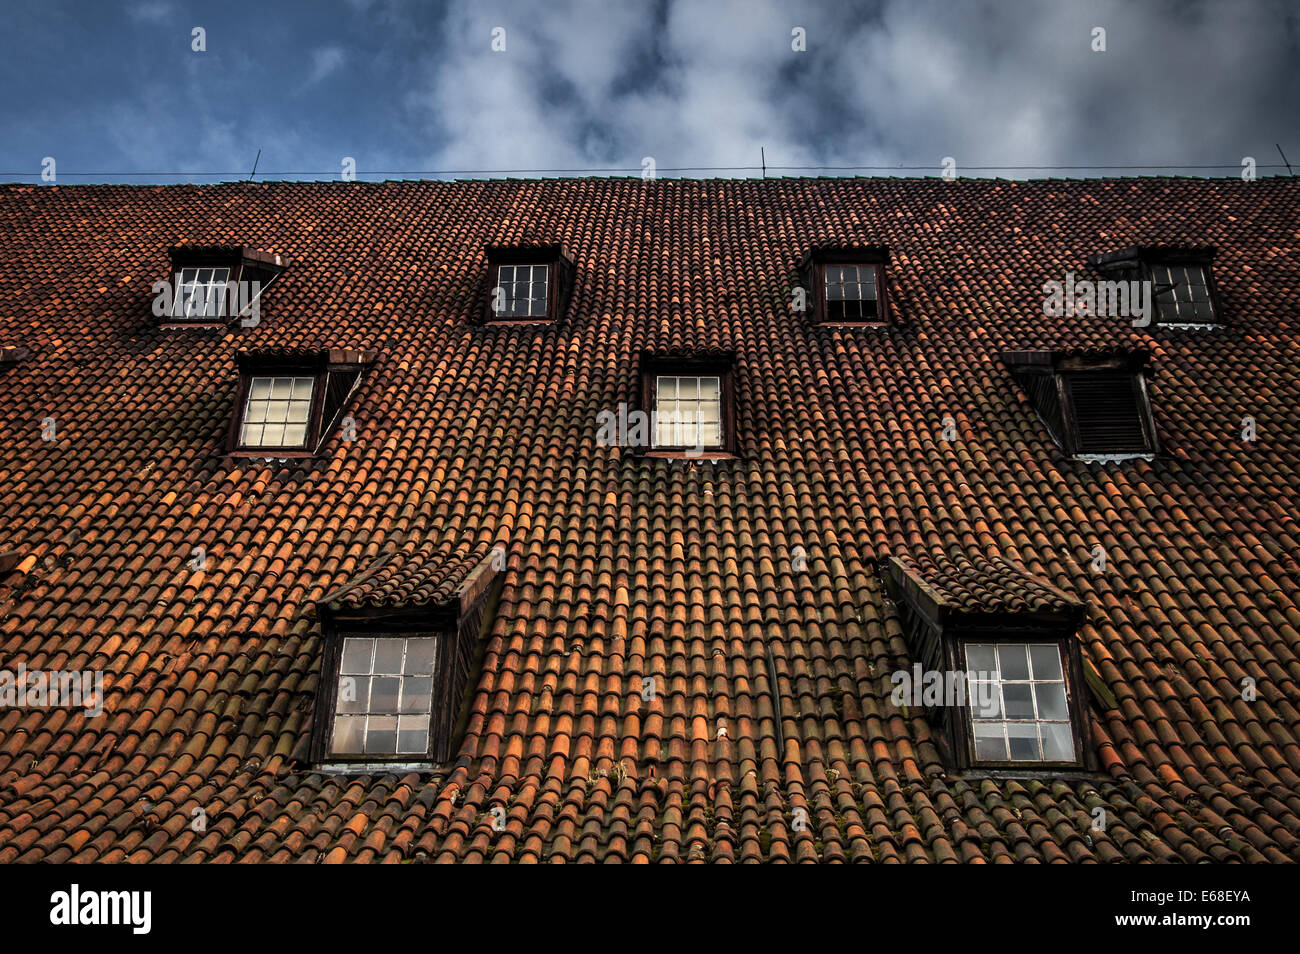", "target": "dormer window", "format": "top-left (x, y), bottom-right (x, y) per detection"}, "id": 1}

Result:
top-left (1004, 350), bottom-right (1158, 460)
top-left (161, 246), bottom-right (287, 328)
top-left (1088, 245), bottom-right (1220, 327)
top-left (885, 553), bottom-right (1097, 773)
top-left (239, 375), bottom-right (316, 449)
top-left (312, 550), bottom-right (503, 768)
top-left (483, 244), bottom-right (574, 324)
top-left (803, 246), bottom-right (889, 325)
top-left (228, 349), bottom-right (375, 457)
top-left (639, 352), bottom-right (738, 457)
top-left (173, 267), bottom-right (231, 319)
top-left (1150, 262), bottom-right (1216, 324)
top-left (495, 263), bottom-right (549, 318)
